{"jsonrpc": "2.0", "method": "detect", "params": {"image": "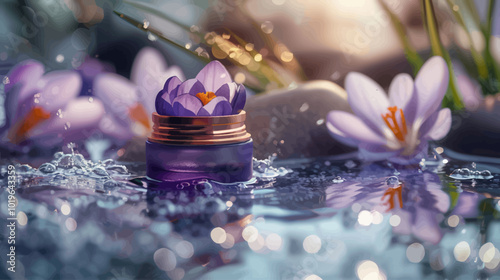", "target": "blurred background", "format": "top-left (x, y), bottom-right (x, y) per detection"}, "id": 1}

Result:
top-left (0, 0), bottom-right (499, 163)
